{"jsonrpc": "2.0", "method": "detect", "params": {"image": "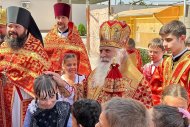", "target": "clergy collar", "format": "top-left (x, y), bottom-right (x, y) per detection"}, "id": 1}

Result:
top-left (172, 48), bottom-right (188, 62)
top-left (58, 28), bottom-right (69, 34)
